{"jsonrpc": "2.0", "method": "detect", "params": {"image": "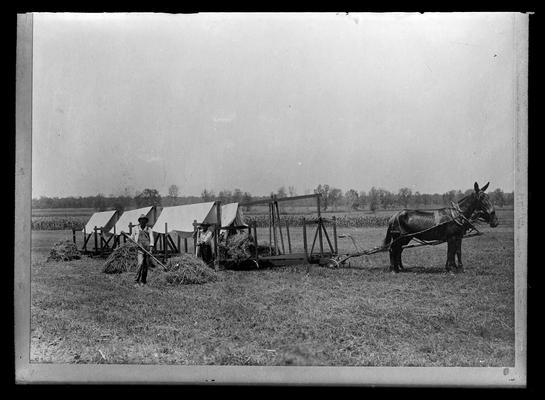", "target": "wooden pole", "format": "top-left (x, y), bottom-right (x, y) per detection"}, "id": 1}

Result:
top-left (275, 201), bottom-right (285, 254)
top-left (112, 224), bottom-right (117, 249)
top-left (271, 199), bottom-right (278, 254)
top-left (317, 196), bottom-right (324, 257)
top-left (302, 218), bottom-right (309, 262)
top-left (214, 201), bottom-right (221, 270)
top-left (332, 216), bottom-right (338, 255)
top-left (193, 220), bottom-right (198, 256)
top-left (310, 224), bottom-right (320, 256)
top-left (253, 221), bottom-right (259, 262)
top-left (184, 237), bottom-right (188, 253)
top-left (321, 223), bottom-right (334, 253)
top-left (164, 222), bottom-right (168, 262)
top-left (177, 235), bottom-right (181, 255)
top-left (82, 227), bottom-right (90, 252)
top-left (285, 220), bottom-right (292, 253)
top-left (268, 203), bottom-right (272, 256)
top-left (93, 226), bottom-right (98, 255)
